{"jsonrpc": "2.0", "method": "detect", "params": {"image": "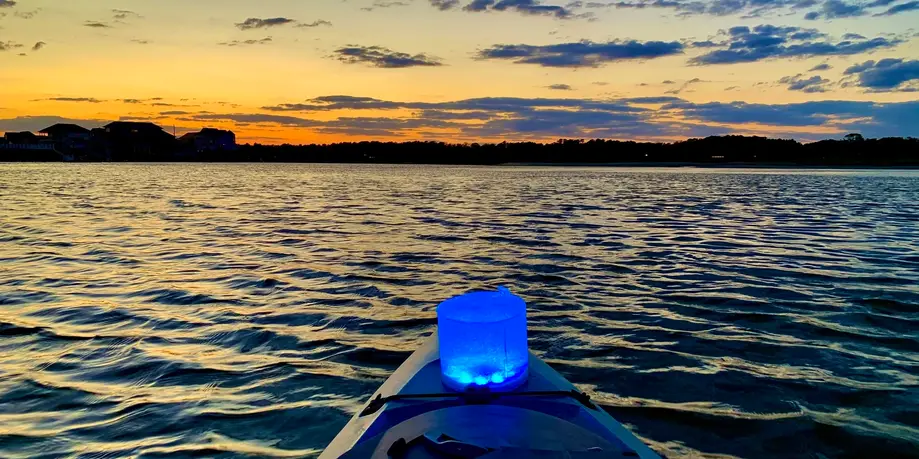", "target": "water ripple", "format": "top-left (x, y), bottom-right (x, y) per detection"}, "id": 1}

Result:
top-left (1, 164), bottom-right (918, 459)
